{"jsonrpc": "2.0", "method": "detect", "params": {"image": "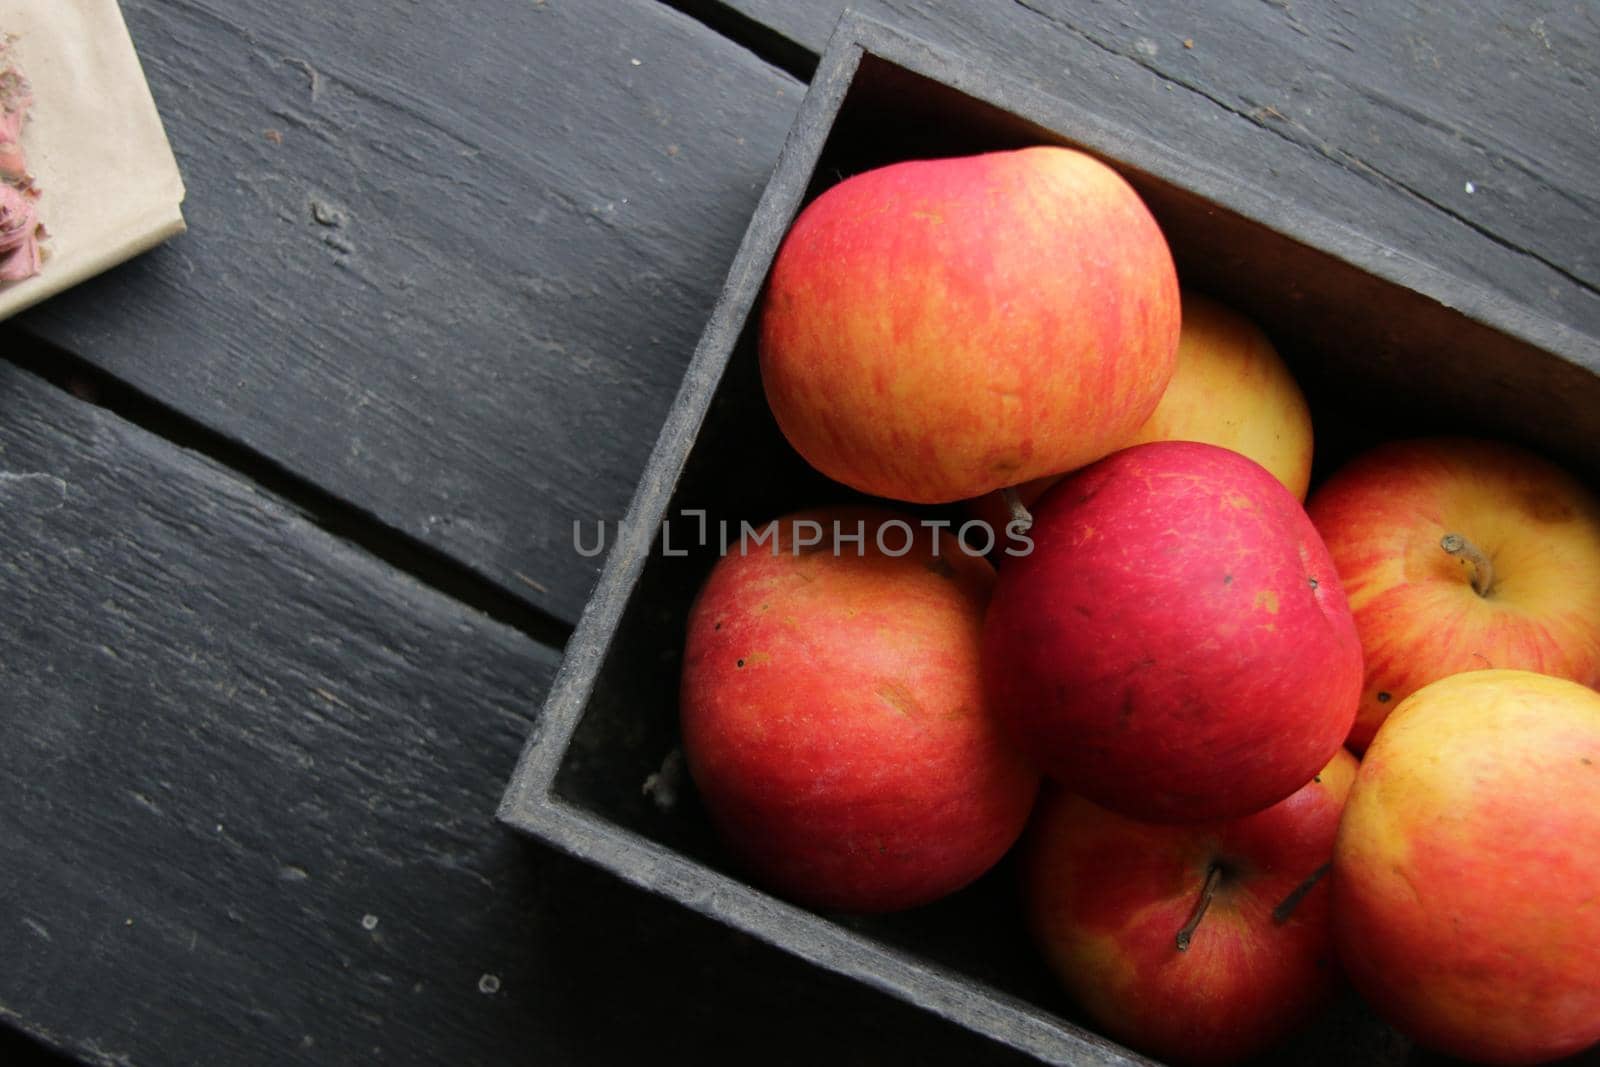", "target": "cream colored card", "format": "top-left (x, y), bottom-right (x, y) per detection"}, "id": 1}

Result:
top-left (0, 0), bottom-right (186, 321)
